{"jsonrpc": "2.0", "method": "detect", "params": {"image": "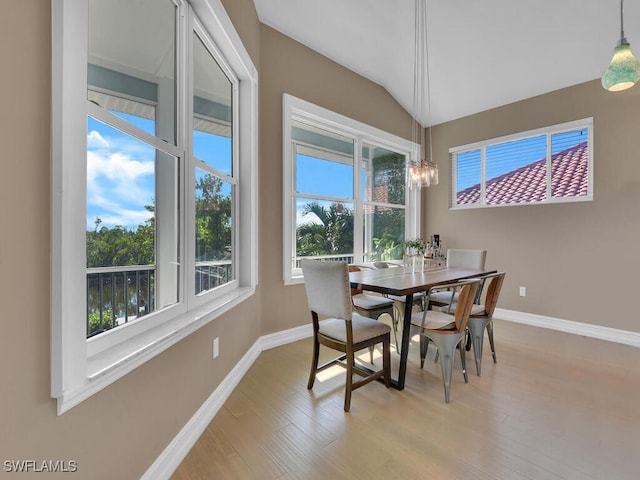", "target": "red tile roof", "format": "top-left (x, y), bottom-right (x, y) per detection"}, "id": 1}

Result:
top-left (456, 141), bottom-right (589, 205)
